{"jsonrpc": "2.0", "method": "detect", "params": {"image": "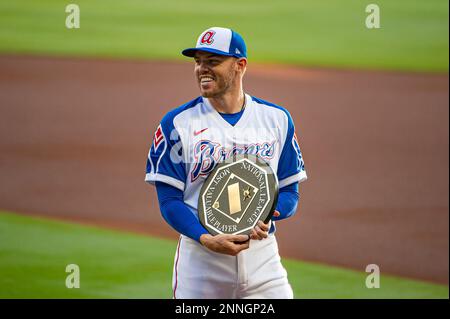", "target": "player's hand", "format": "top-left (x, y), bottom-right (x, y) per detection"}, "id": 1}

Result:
top-left (250, 210), bottom-right (280, 240)
top-left (199, 233), bottom-right (250, 256)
